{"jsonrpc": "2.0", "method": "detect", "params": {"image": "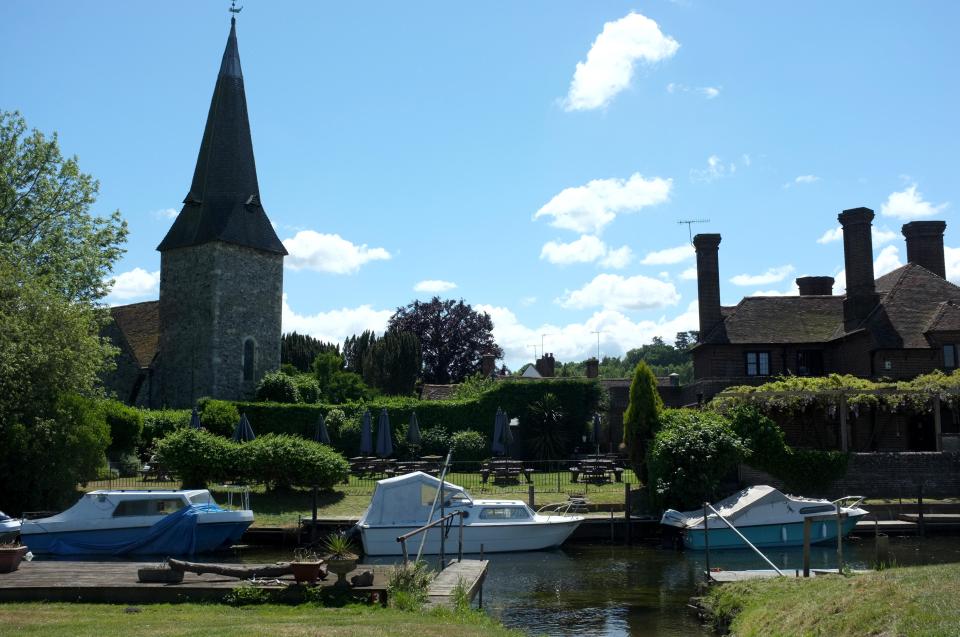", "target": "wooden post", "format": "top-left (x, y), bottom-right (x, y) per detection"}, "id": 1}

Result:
top-left (624, 483), bottom-right (632, 545)
top-left (934, 395), bottom-right (943, 452)
top-left (458, 512), bottom-right (464, 562)
top-left (836, 503), bottom-right (843, 572)
top-left (802, 517), bottom-right (811, 577)
top-left (528, 484), bottom-right (535, 509)
top-left (918, 484), bottom-right (926, 538)
top-left (703, 503), bottom-right (711, 582)
top-left (839, 394), bottom-right (849, 452)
